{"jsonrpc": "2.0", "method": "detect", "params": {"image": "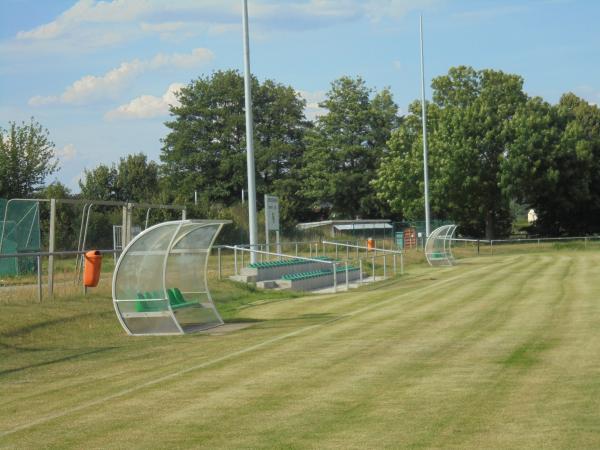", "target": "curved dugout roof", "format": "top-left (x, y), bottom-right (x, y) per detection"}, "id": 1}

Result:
top-left (425, 224), bottom-right (458, 267)
top-left (112, 220), bottom-right (230, 335)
